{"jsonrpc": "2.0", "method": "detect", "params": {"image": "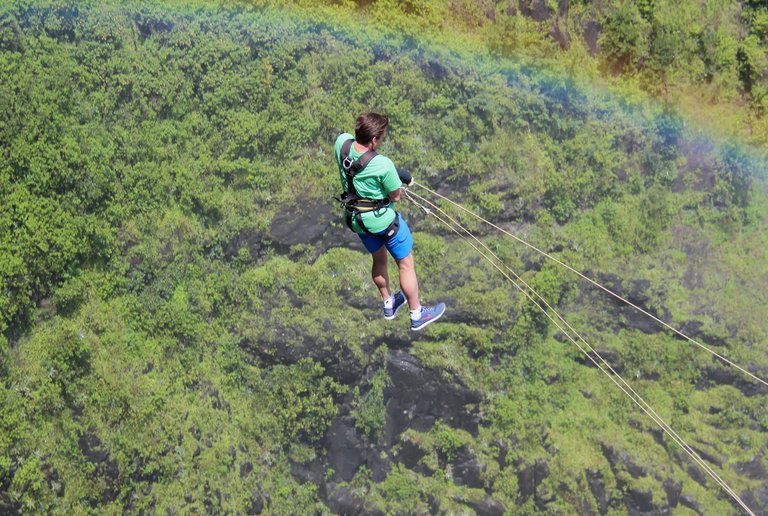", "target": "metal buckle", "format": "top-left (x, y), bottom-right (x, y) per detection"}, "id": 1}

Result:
top-left (342, 156), bottom-right (354, 170)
